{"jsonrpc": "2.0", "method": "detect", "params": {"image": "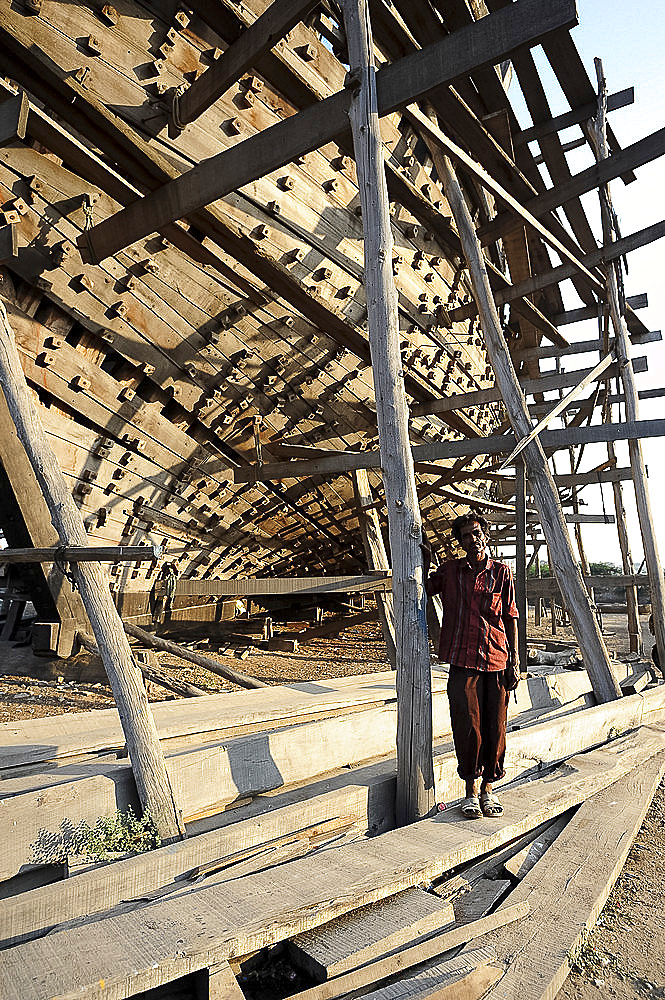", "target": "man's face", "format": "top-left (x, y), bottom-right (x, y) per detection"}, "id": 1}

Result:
top-left (459, 521), bottom-right (487, 561)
